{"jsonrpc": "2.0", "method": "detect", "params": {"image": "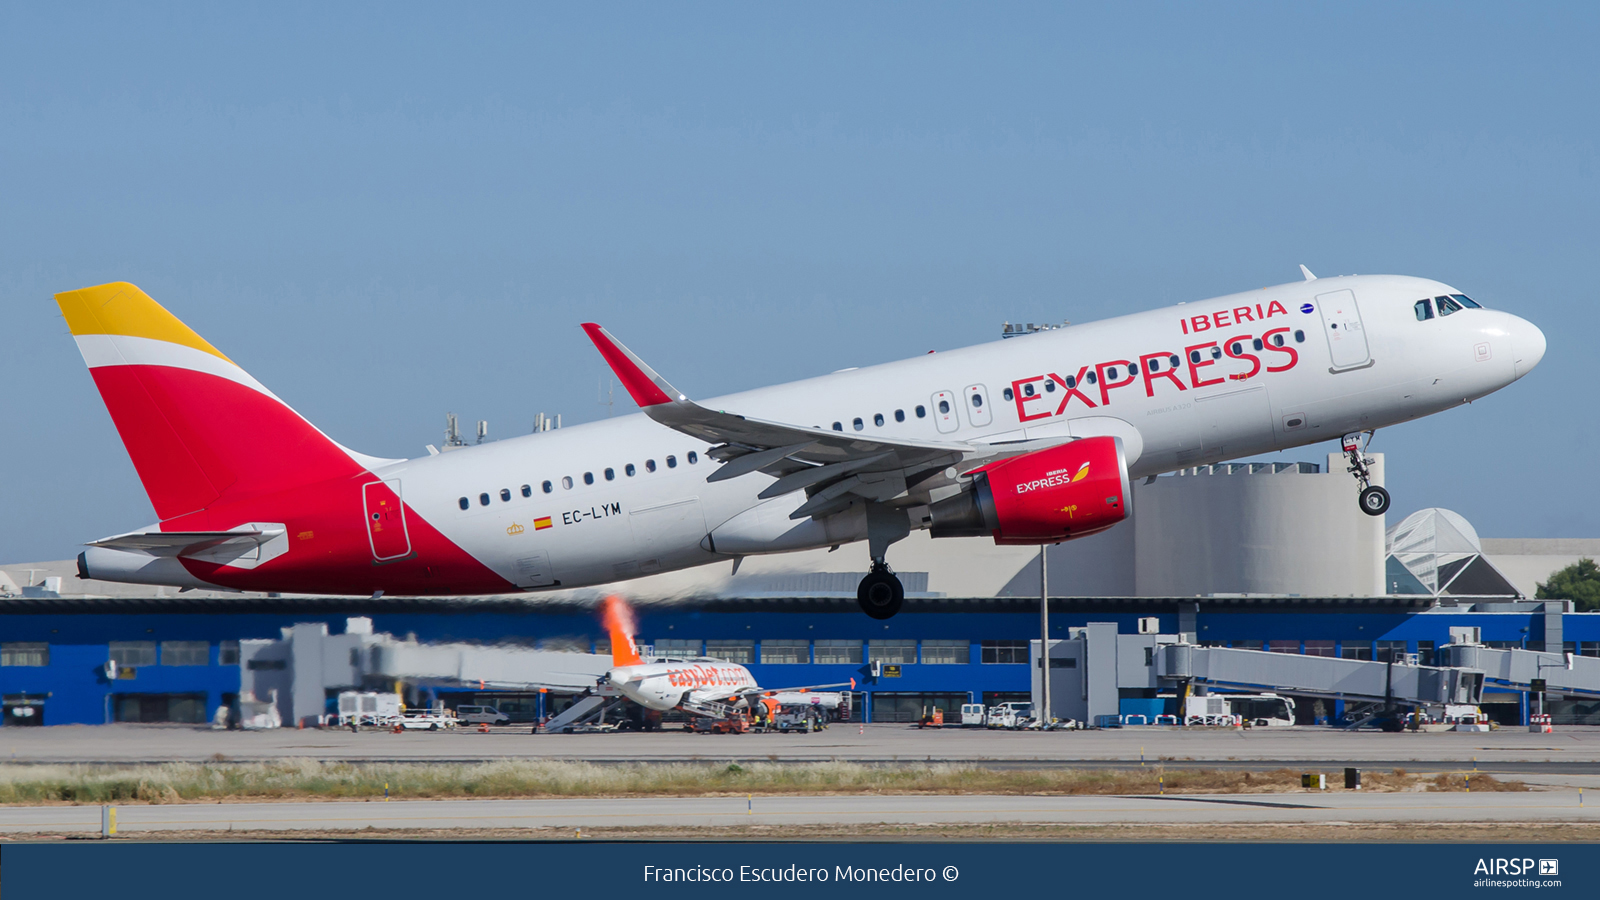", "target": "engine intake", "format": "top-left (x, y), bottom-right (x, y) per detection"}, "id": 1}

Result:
top-left (928, 436), bottom-right (1131, 545)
